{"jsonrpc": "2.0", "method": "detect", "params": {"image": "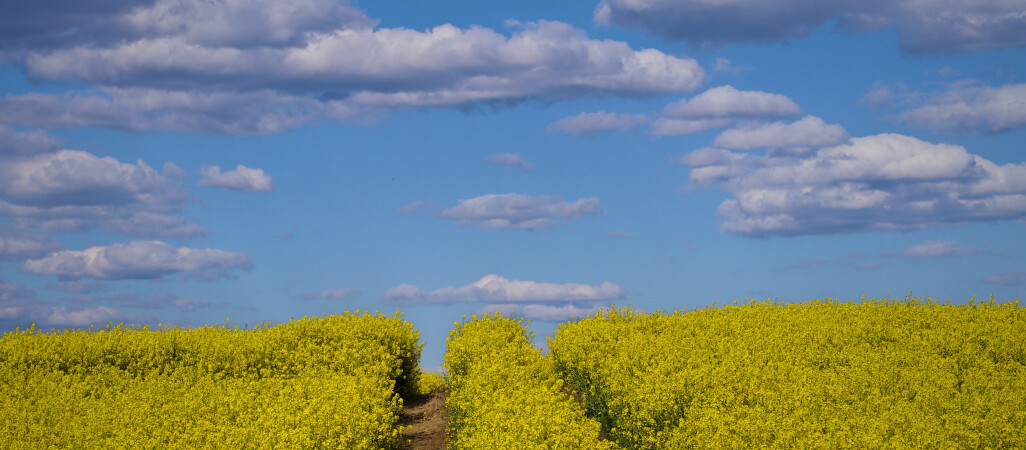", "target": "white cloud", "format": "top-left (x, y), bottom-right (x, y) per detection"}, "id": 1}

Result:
top-left (663, 86), bottom-right (803, 120)
top-left (476, 303), bottom-right (607, 322)
top-left (0, 149), bottom-right (203, 239)
top-left (0, 89), bottom-right (332, 135)
top-left (436, 193), bottom-right (601, 230)
top-left (382, 274), bottom-right (623, 306)
top-left (650, 118), bottom-right (734, 136)
top-left (199, 164), bottom-right (275, 192)
top-left (162, 162), bottom-right (188, 179)
top-left (711, 58), bottom-right (750, 74)
top-left (294, 287), bottom-right (362, 300)
top-left (859, 82), bottom-right (910, 109)
top-left (0, 125), bottom-right (63, 156)
top-left (116, 0), bottom-right (374, 48)
top-left (22, 240), bottom-right (253, 281)
top-left (0, 279), bottom-right (150, 327)
top-left (897, 82), bottom-right (1026, 135)
top-left (680, 133), bottom-right (1026, 236)
top-left (22, 21), bottom-right (703, 100)
top-left (0, 4), bottom-right (706, 135)
top-left (899, 240), bottom-right (986, 258)
top-left (44, 306), bottom-right (151, 326)
top-left (0, 228), bottom-right (64, 260)
top-left (487, 153), bottom-right (532, 170)
top-left (547, 111), bottom-right (648, 136)
top-left (713, 116), bottom-right (849, 152)
top-left (594, 0), bottom-right (1026, 53)
top-left (983, 270), bottom-right (1026, 286)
